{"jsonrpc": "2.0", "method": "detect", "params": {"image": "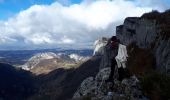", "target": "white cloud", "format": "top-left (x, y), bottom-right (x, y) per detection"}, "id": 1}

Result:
top-left (0, 36), bottom-right (17, 44)
top-left (0, 0), bottom-right (165, 49)
top-left (24, 33), bottom-right (55, 45)
top-left (134, 0), bottom-right (166, 11)
top-left (60, 36), bottom-right (75, 44)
